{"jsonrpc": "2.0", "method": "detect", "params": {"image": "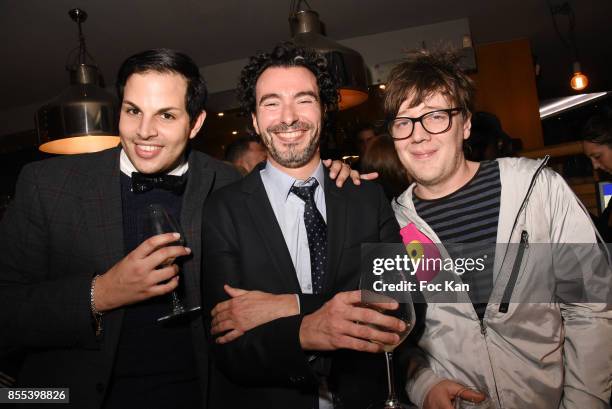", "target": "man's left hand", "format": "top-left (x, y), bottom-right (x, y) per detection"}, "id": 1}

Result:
top-left (211, 285), bottom-right (299, 344)
top-left (323, 159), bottom-right (378, 187)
